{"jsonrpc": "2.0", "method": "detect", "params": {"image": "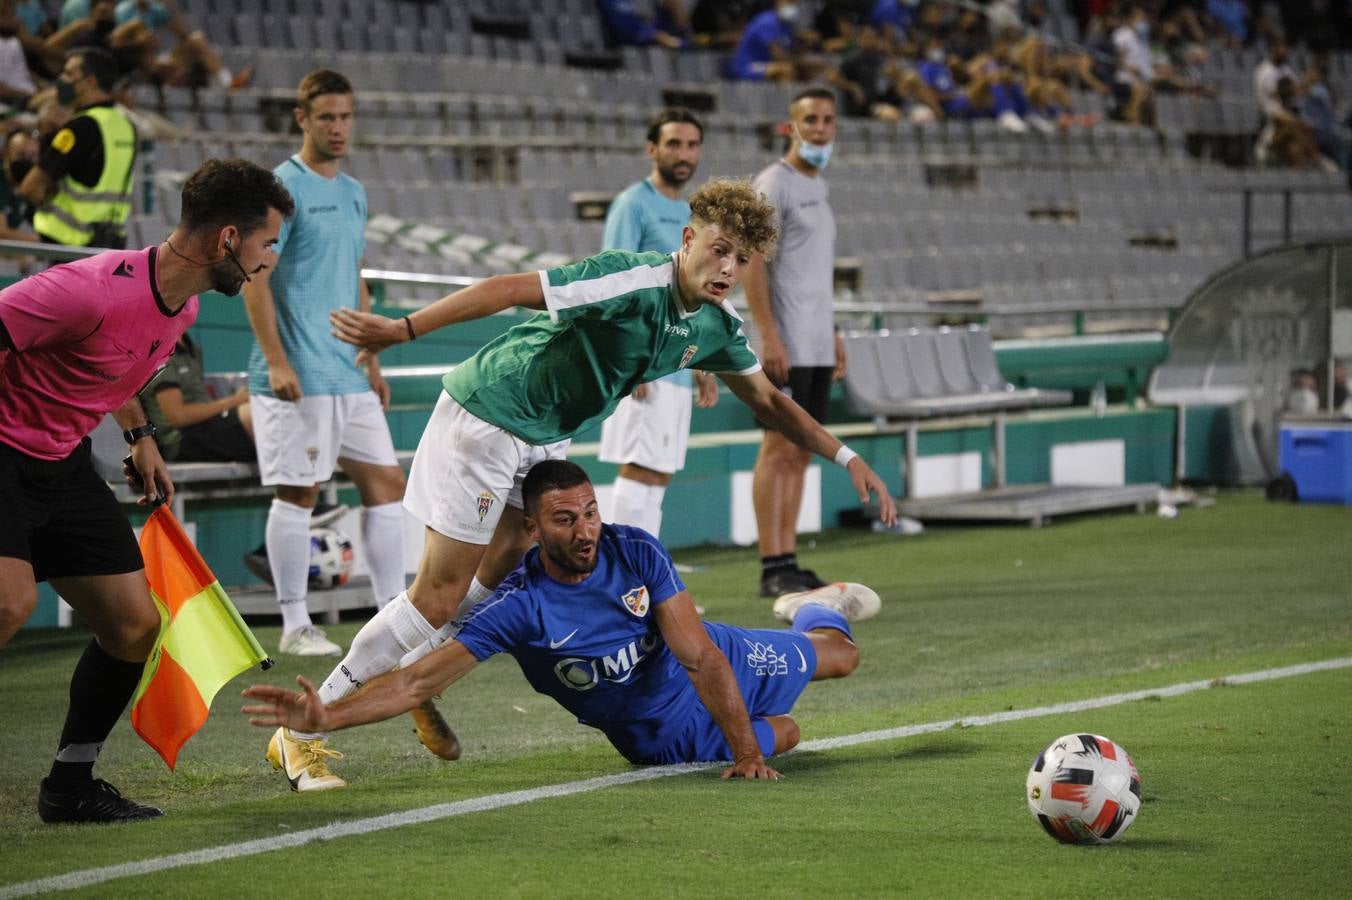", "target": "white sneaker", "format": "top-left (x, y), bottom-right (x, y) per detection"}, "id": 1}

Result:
top-left (997, 110), bottom-right (1028, 133)
top-left (772, 582), bottom-right (882, 623)
top-left (279, 625), bottom-right (342, 656)
top-left (266, 727), bottom-right (346, 792)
